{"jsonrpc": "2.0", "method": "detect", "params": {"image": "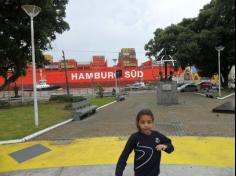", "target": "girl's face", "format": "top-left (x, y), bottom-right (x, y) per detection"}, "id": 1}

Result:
top-left (138, 115), bottom-right (154, 135)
